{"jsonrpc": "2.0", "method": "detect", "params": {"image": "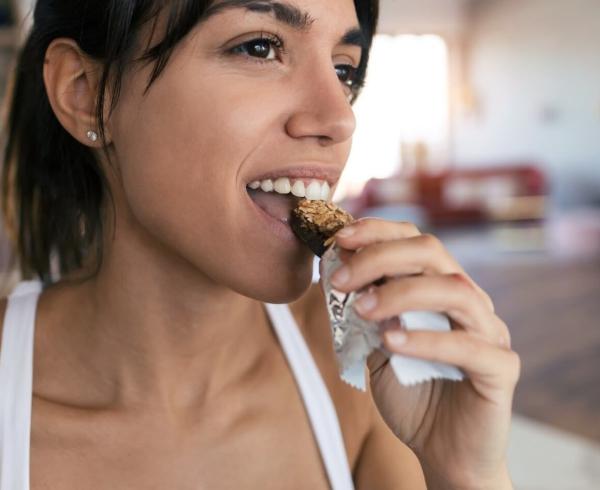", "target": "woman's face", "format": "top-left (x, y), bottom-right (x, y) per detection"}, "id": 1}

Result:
top-left (106, 0), bottom-right (363, 303)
